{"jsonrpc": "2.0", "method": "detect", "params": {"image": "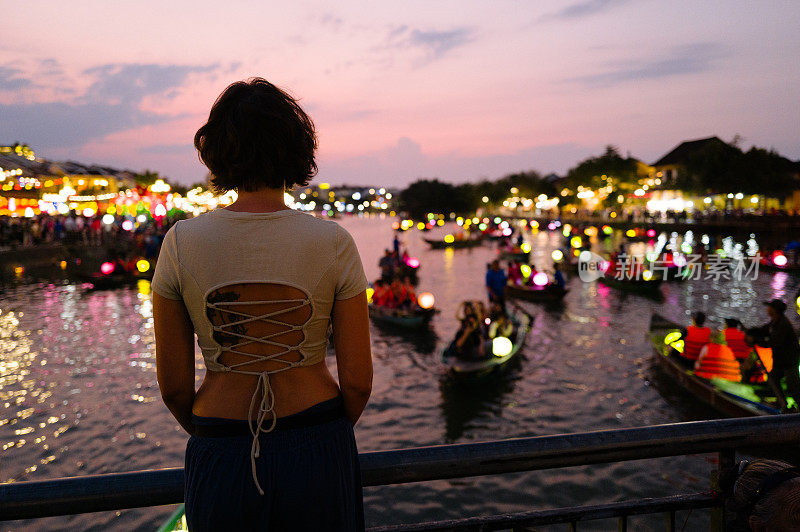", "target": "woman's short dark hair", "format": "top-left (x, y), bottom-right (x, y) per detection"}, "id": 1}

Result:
top-left (693, 311), bottom-right (706, 326)
top-left (194, 78), bottom-right (317, 193)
